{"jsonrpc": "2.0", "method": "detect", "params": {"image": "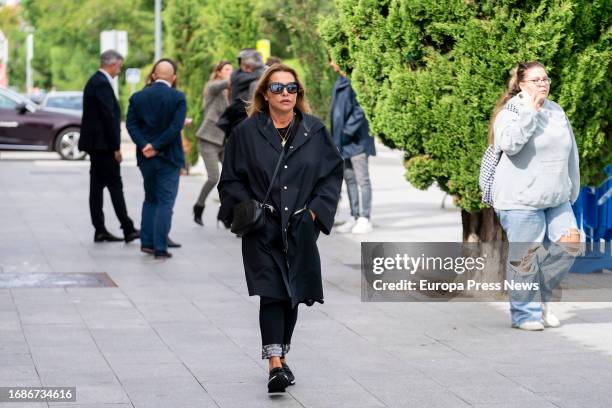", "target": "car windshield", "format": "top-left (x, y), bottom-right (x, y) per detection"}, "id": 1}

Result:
top-left (46, 95), bottom-right (83, 110)
top-left (1, 87), bottom-right (30, 105)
